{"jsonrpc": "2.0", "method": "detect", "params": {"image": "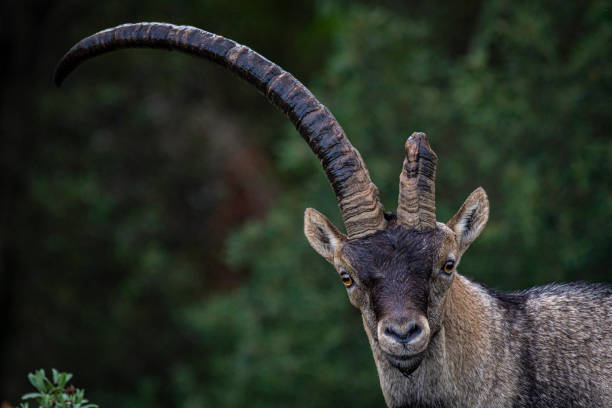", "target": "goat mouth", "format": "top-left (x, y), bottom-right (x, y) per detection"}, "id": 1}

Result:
top-left (384, 352), bottom-right (424, 377)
